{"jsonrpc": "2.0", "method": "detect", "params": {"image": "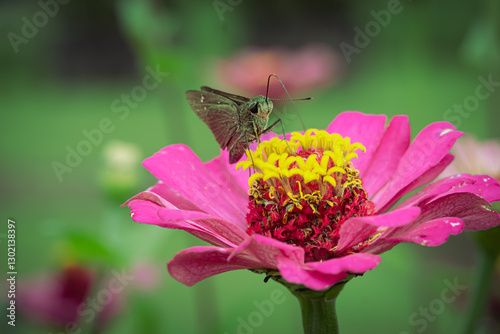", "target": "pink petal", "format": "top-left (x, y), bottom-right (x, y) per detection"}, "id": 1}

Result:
top-left (383, 217), bottom-right (463, 246)
top-left (432, 175), bottom-right (500, 204)
top-left (276, 256), bottom-right (348, 291)
top-left (372, 122), bottom-right (463, 209)
top-left (229, 234), bottom-right (304, 268)
top-left (124, 189), bottom-right (176, 209)
top-left (127, 195), bottom-right (248, 248)
top-left (416, 192), bottom-right (500, 231)
top-left (167, 246), bottom-right (263, 287)
top-left (128, 199), bottom-right (229, 247)
top-left (336, 207), bottom-right (421, 253)
top-left (371, 192), bottom-right (499, 253)
top-left (306, 253), bottom-right (381, 275)
top-left (326, 112), bottom-right (388, 174)
top-left (396, 175), bottom-right (477, 209)
top-left (362, 115), bottom-right (411, 196)
top-left (157, 208), bottom-right (248, 247)
top-left (276, 253), bottom-right (381, 291)
top-left (127, 197), bottom-right (168, 226)
top-left (399, 174), bottom-right (500, 209)
top-left (361, 240), bottom-right (394, 255)
top-left (143, 144), bottom-right (247, 228)
top-left (335, 220), bottom-right (377, 254)
top-left (148, 181), bottom-right (206, 212)
top-left (376, 154), bottom-right (454, 212)
top-left (122, 183), bottom-right (204, 221)
top-left (205, 155), bottom-right (249, 200)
